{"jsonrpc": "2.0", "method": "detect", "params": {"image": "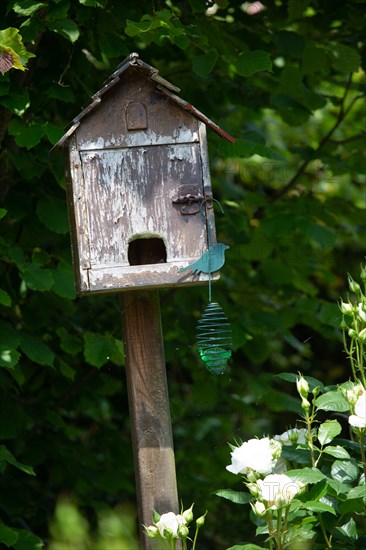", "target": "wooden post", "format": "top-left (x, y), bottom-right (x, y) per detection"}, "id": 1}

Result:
top-left (121, 290), bottom-right (179, 549)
